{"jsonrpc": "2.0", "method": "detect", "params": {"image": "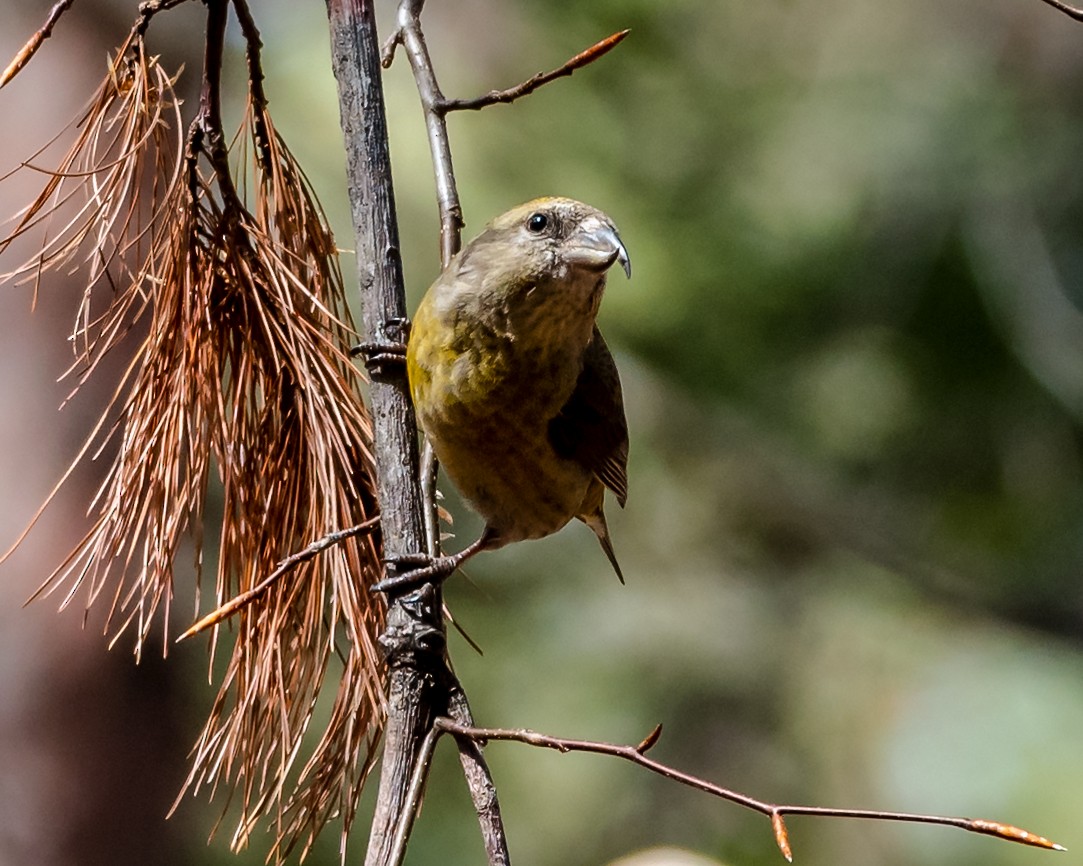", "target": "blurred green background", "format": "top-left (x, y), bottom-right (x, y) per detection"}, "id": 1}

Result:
top-left (1, 1), bottom-right (1081, 865)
